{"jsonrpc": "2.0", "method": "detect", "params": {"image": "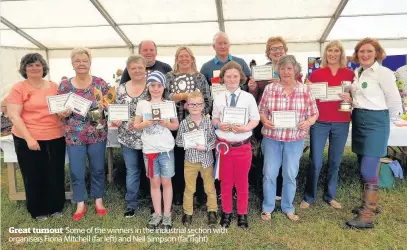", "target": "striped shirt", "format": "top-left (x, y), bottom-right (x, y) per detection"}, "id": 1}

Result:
top-left (258, 82), bottom-right (318, 141)
top-left (175, 115), bottom-right (216, 168)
